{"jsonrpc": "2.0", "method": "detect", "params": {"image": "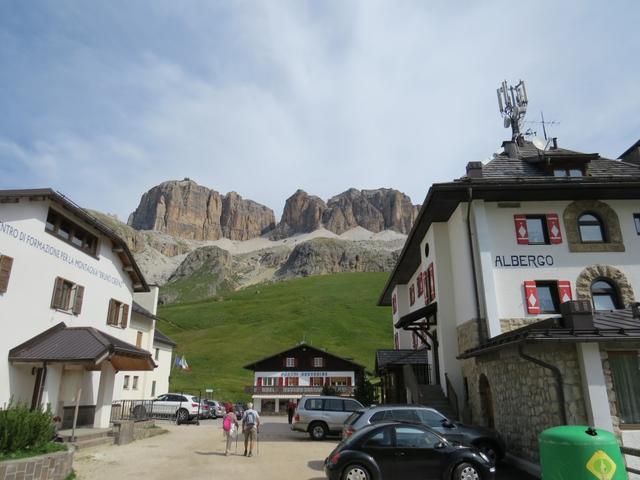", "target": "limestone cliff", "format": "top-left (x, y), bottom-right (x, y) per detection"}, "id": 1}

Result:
top-left (128, 179), bottom-right (275, 241)
top-left (270, 190), bottom-right (327, 240)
